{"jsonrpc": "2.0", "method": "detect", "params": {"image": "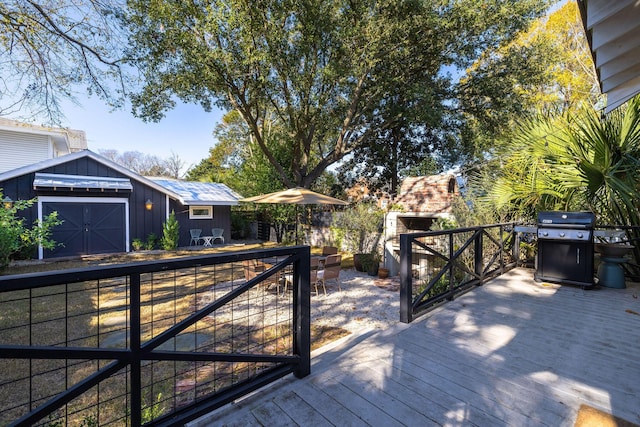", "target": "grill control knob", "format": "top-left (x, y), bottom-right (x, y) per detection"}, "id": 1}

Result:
top-left (542, 231), bottom-right (548, 237)
top-left (578, 232), bottom-right (583, 239)
top-left (560, 232), bottom-right (565, 237)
